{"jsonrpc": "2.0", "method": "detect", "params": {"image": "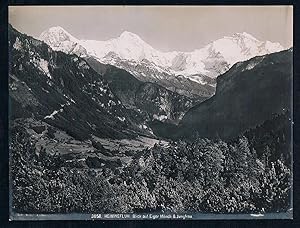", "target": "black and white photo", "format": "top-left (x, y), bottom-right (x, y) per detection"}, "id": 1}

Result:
top-left (8, 5), bottom-right (293, 220)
